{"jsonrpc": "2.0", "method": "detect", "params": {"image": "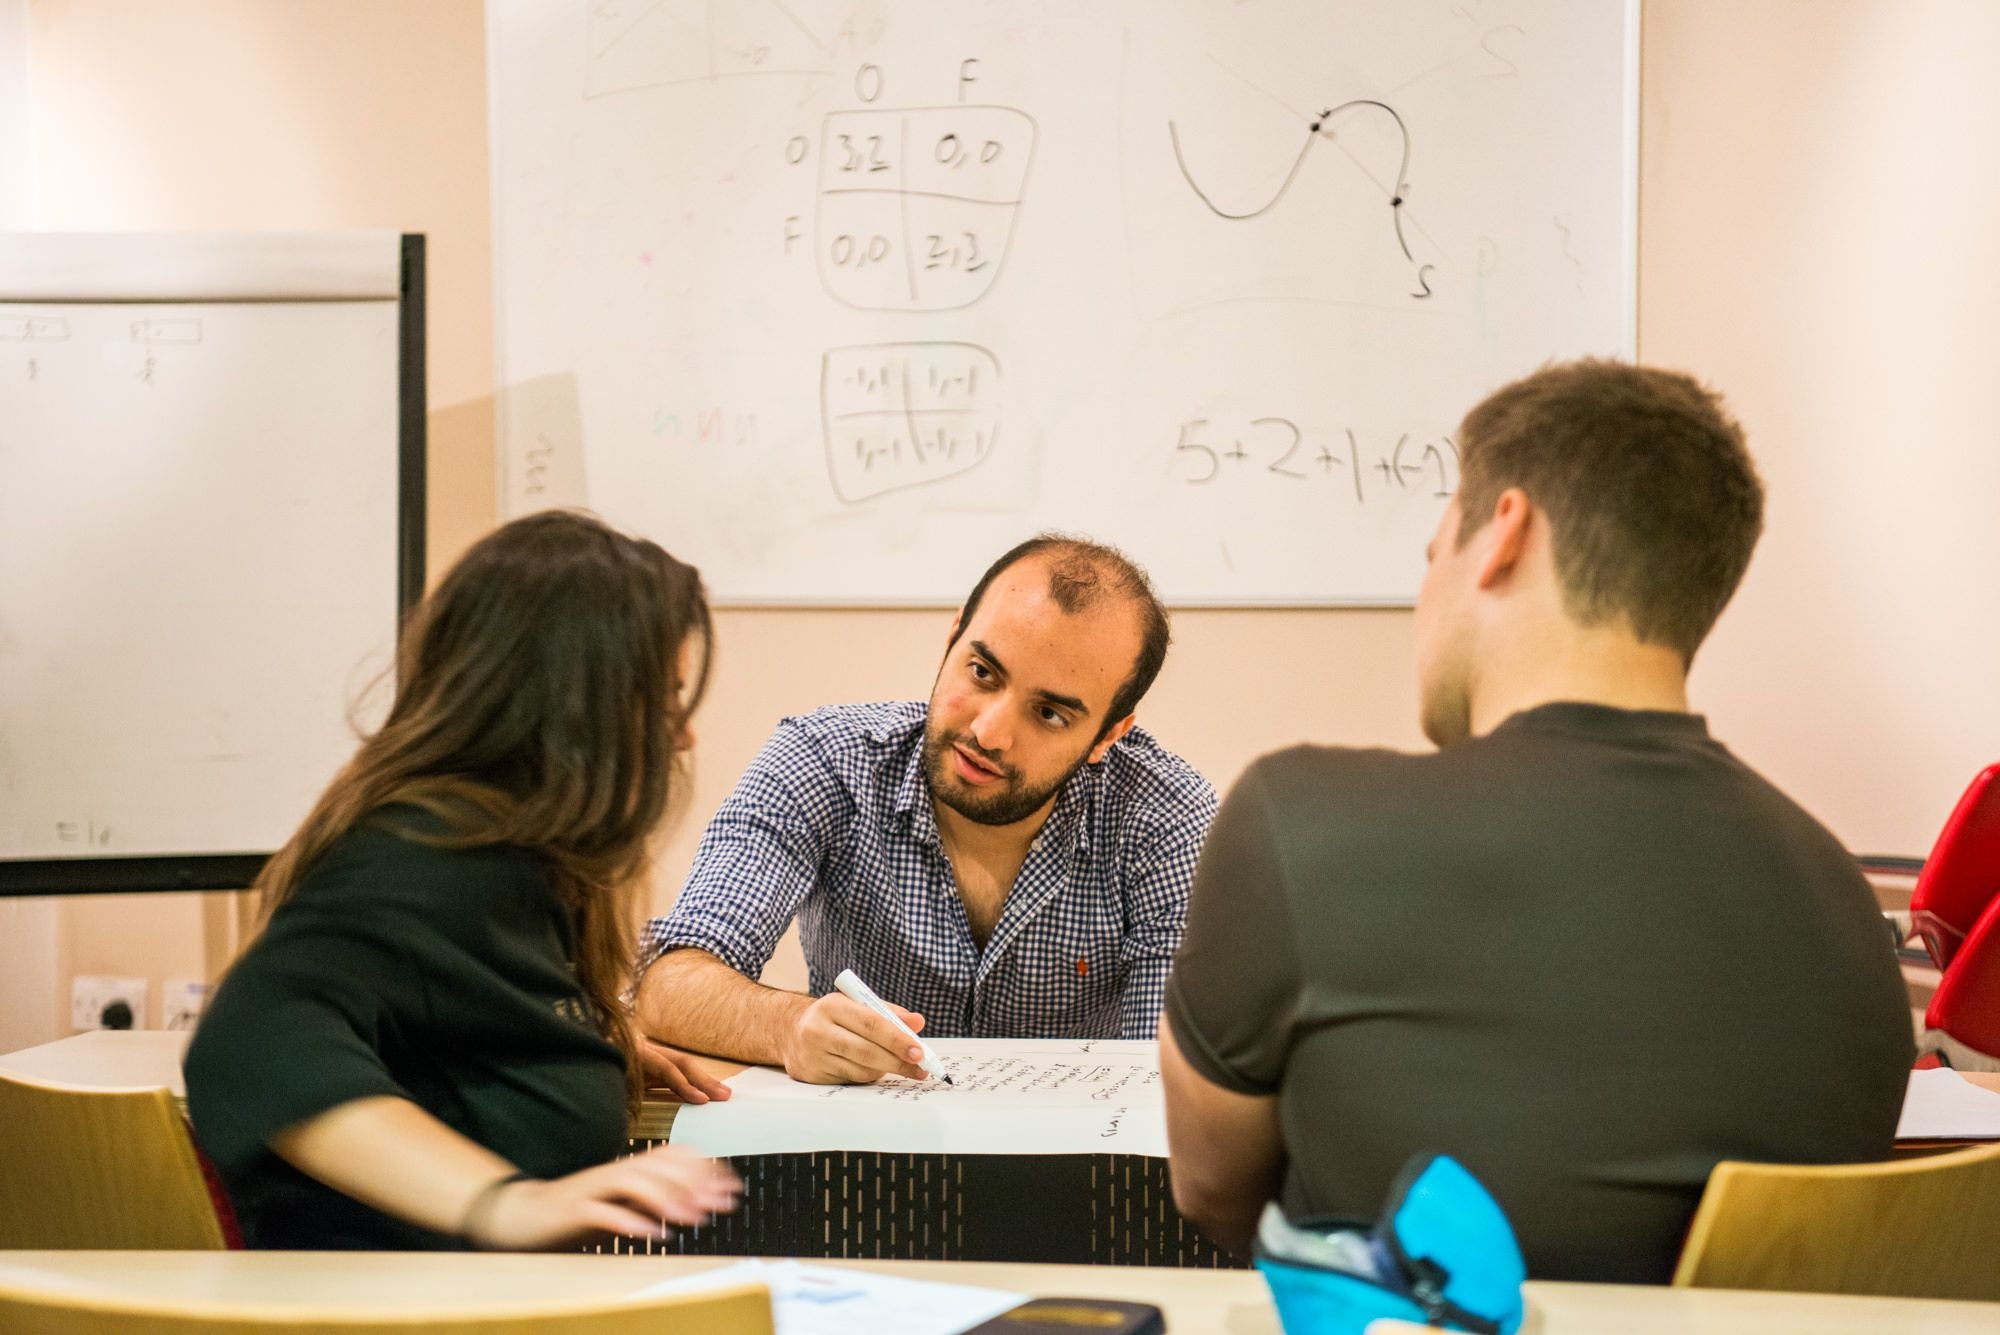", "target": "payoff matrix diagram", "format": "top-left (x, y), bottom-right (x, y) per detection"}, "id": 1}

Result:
top-left (782, 61), bottom-right (1033, 502)
top-left (810, 104), bottom-right (1035, 312)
